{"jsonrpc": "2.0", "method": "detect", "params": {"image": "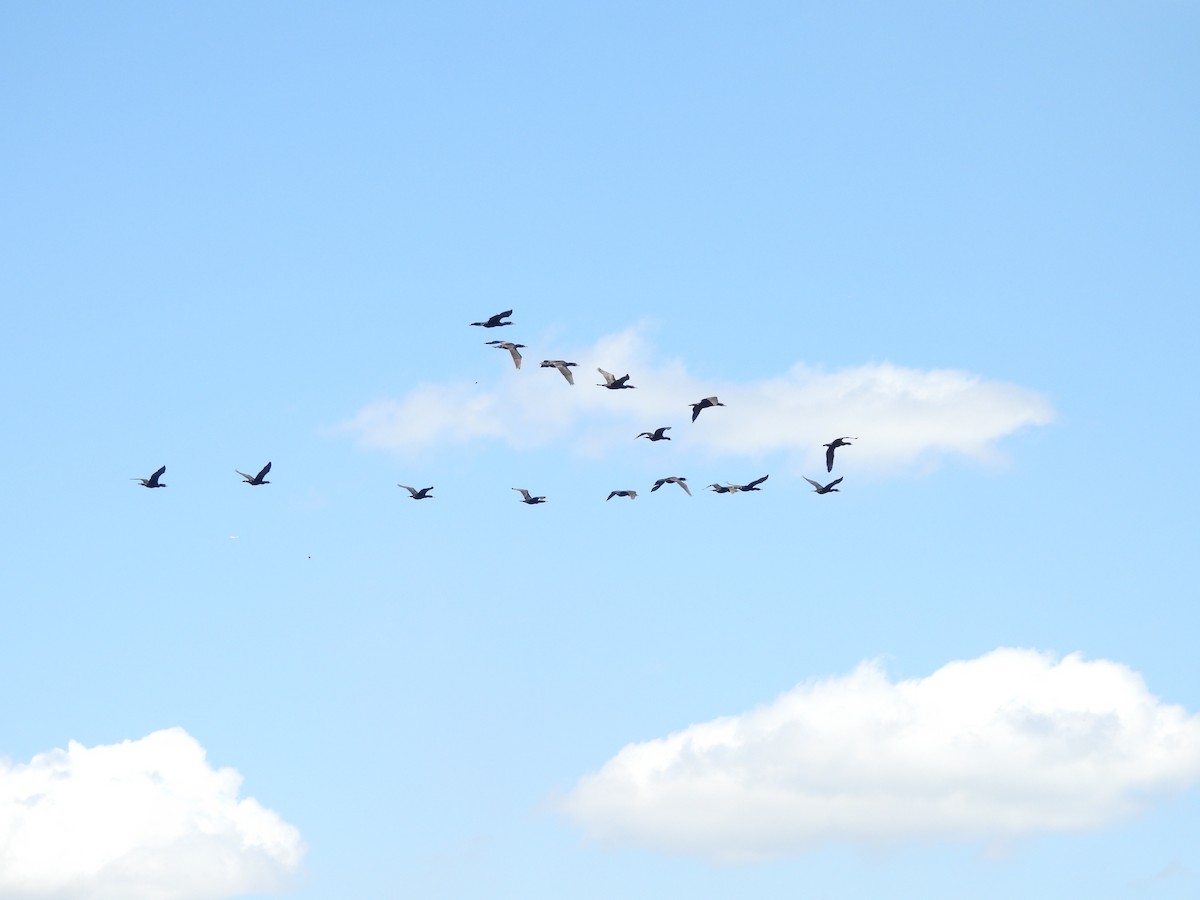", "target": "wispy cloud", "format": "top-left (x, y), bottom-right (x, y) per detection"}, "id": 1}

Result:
top-left (337, 328), bottom-right (1053, 471)
top-left (558, 648), bottom-right (1200, 863)
top-left (0, 728), bottom-right (303, 899)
